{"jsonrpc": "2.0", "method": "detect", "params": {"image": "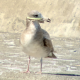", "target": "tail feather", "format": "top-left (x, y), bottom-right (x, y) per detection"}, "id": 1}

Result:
top-left (45, 52), bottom-right (57, 58)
